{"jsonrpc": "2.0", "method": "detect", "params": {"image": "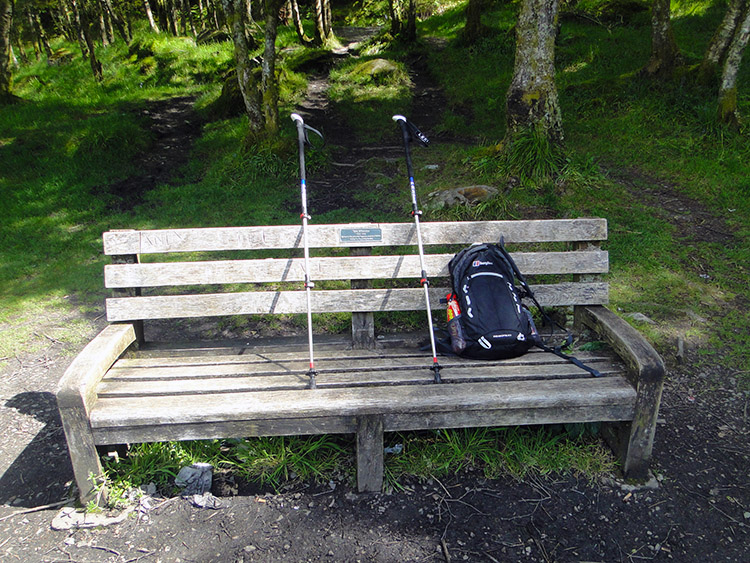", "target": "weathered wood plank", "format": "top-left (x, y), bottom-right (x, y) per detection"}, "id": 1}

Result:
top-left (98, 361), bottom-right (621, 396)
top-left (350, 247), bottom-right (375, 349)
top-left (92, 417), bottom-right (359, 445)
top-left (103, 219), bottom-right (607, 255)
top-left (357, 416), bottom-right (384, 493)
top-left (55, 323), bottom-right (137, 505)
top-left (89, 377), bottom-right (636, 430)
top-left (575, 305), bottom-right (666, 480)
top-left (104, 251), bottom-right (609, 288)
top-left (108, 351), bottom-right (615, 376)
top-left (91, 404), bottom-right (635, 446)
top-left (56, 323), bottom-right (137, 412)
top-left (105, 283), bottom-right (609, 321)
